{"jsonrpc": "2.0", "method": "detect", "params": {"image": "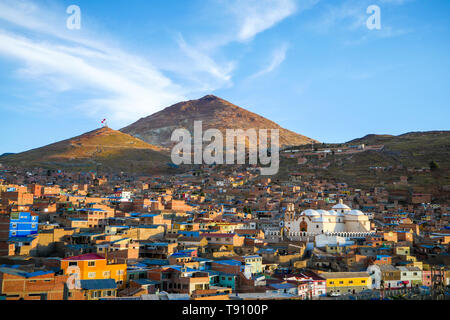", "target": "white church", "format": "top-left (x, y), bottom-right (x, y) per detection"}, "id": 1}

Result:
top-left (282, 199), bottom-right (373, 238)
